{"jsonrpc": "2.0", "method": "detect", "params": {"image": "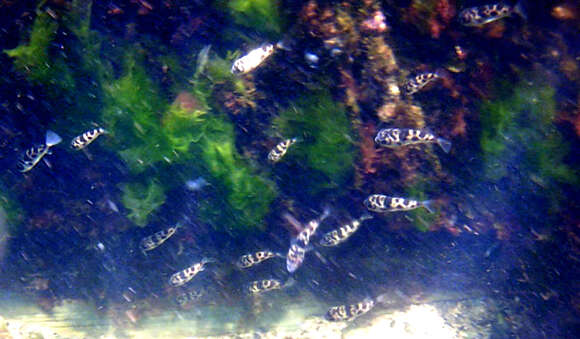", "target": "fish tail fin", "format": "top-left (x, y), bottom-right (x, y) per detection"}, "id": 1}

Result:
top-left (375, 293), bottom-right (390, 305)
top-left (422, 200), bottom-right (435, 214)
top-left (514, 1), bottom-right (528, 21)
top-left (320, 205), bottom-right (332, 221)
top-left (100, 127), bottom-right (110, 135)
top-left (360, 213), bottom-right (374, 221)
top-left (275, 252), bottom-right (286, 259)
top-left (45, 130), bottom-right (62, 147)
top-left (201, 257), bottom-right (217, 265)
top-left (436, 137), bottom-right (452, 153)
top-left (283, 277), bottom-right (296, 288)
